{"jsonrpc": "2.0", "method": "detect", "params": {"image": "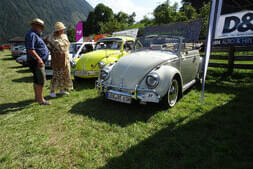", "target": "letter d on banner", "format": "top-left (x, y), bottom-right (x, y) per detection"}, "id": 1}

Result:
top-left (76, 21), bottom-right (83, 43)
